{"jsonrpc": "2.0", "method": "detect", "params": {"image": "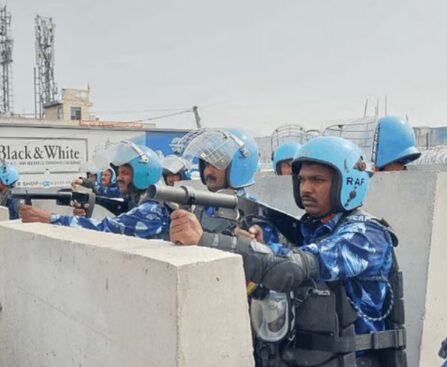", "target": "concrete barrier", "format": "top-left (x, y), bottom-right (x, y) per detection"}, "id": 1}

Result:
top-left (0, 222), bottom-right (254, 367)
top-left (365, 171), bottom-right (447, 367)
top-left (0, 206), bottom-right (8, 221)
top-left (28, 198), bottom-right (117, 219)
